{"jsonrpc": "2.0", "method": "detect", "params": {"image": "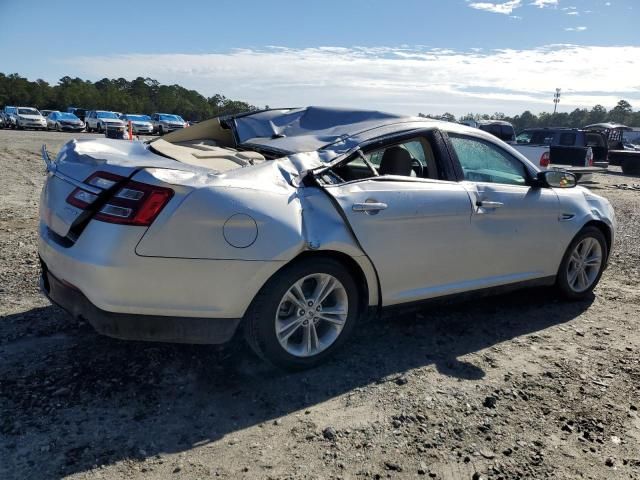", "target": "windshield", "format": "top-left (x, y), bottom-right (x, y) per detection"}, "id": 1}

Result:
top-left (623, 131), bottom-right (640, 145)
top-left (159, 114), bottom-right (183, 122)
top-left (97, 111), bottom-right (119, 119)
top-left (18, 108), bottom-right (40, 116)
top-left (126, 114), bottom-right (151, 121)
top-left (5, 107), bottom-right (17, 114)
top-left (59, 113), bottom-right (78, 120)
